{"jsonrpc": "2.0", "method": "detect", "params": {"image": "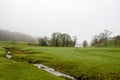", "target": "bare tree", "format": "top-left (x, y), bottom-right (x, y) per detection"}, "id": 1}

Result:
top-left (91, 35), bottom-right (99, 46)
top-left (98, 30), bottom-right (112, 46)
top-left (72, 36), bottom-right (77, 47)
top-left (91, 30), bottom-right (112, 47)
